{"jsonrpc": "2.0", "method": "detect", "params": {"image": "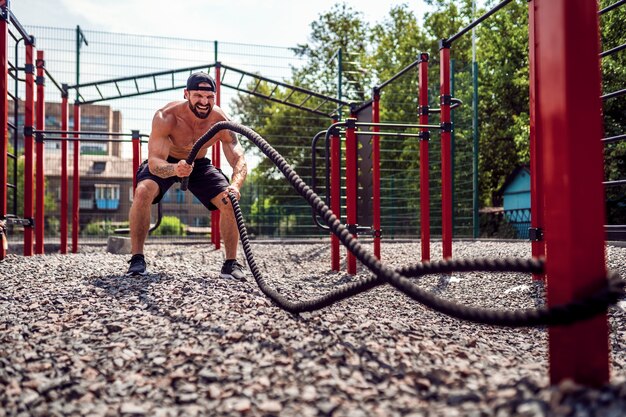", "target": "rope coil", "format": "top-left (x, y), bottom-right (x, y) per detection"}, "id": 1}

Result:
top-left (185, 121), bottom-right (624, 327)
